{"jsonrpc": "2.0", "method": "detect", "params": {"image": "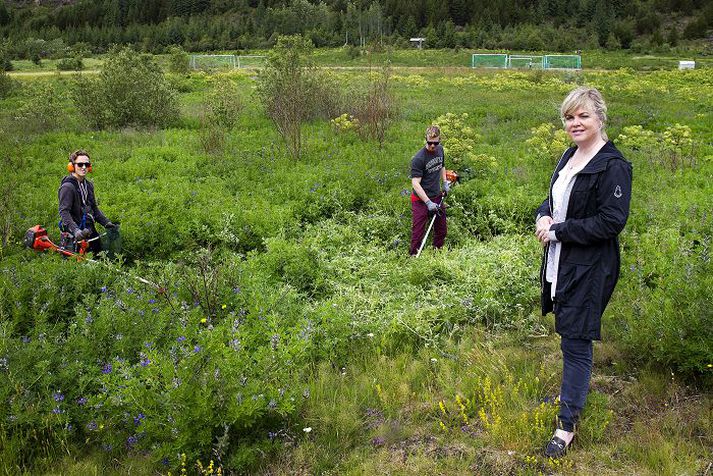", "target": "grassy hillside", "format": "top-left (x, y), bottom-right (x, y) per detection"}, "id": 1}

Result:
top-left (0, 56), bottom-right (711, 474)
